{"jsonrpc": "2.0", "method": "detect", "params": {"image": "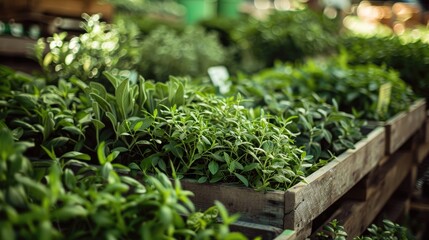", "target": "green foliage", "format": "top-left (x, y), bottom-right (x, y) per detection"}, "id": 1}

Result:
top-left (139, 26), bottom-right (226, 81)
top-left (315, 219), bottom-right (348, 240)
top-left (145, 94), bottom-right (305, 190)
top-left (341, 35), bottom-right (429, 102)
top-left (106, 0), bottom-right (185, 17)
top-left (235, 8), bottom-right (340, 70)
top-left (1, 67), bottom-right (305, 191)
top-left (230, 69), bottom-right (363, 170)
top-left (243, 59), bottom-right (416, 121)
top-left (267, 97), bottom-right (363, 173)
top-left (0, 124), bottom-right (246, 240)
top-left (317, 219), bottom-right (415, 240)
top-left (35, 14), bottom-right (140, 83)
